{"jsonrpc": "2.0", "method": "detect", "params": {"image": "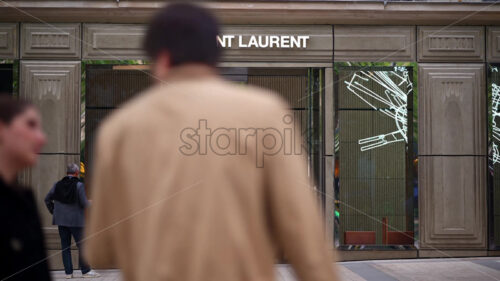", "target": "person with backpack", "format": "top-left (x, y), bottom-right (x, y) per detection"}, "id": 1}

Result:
top-left (45, 163), bottom-right (100, 279)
